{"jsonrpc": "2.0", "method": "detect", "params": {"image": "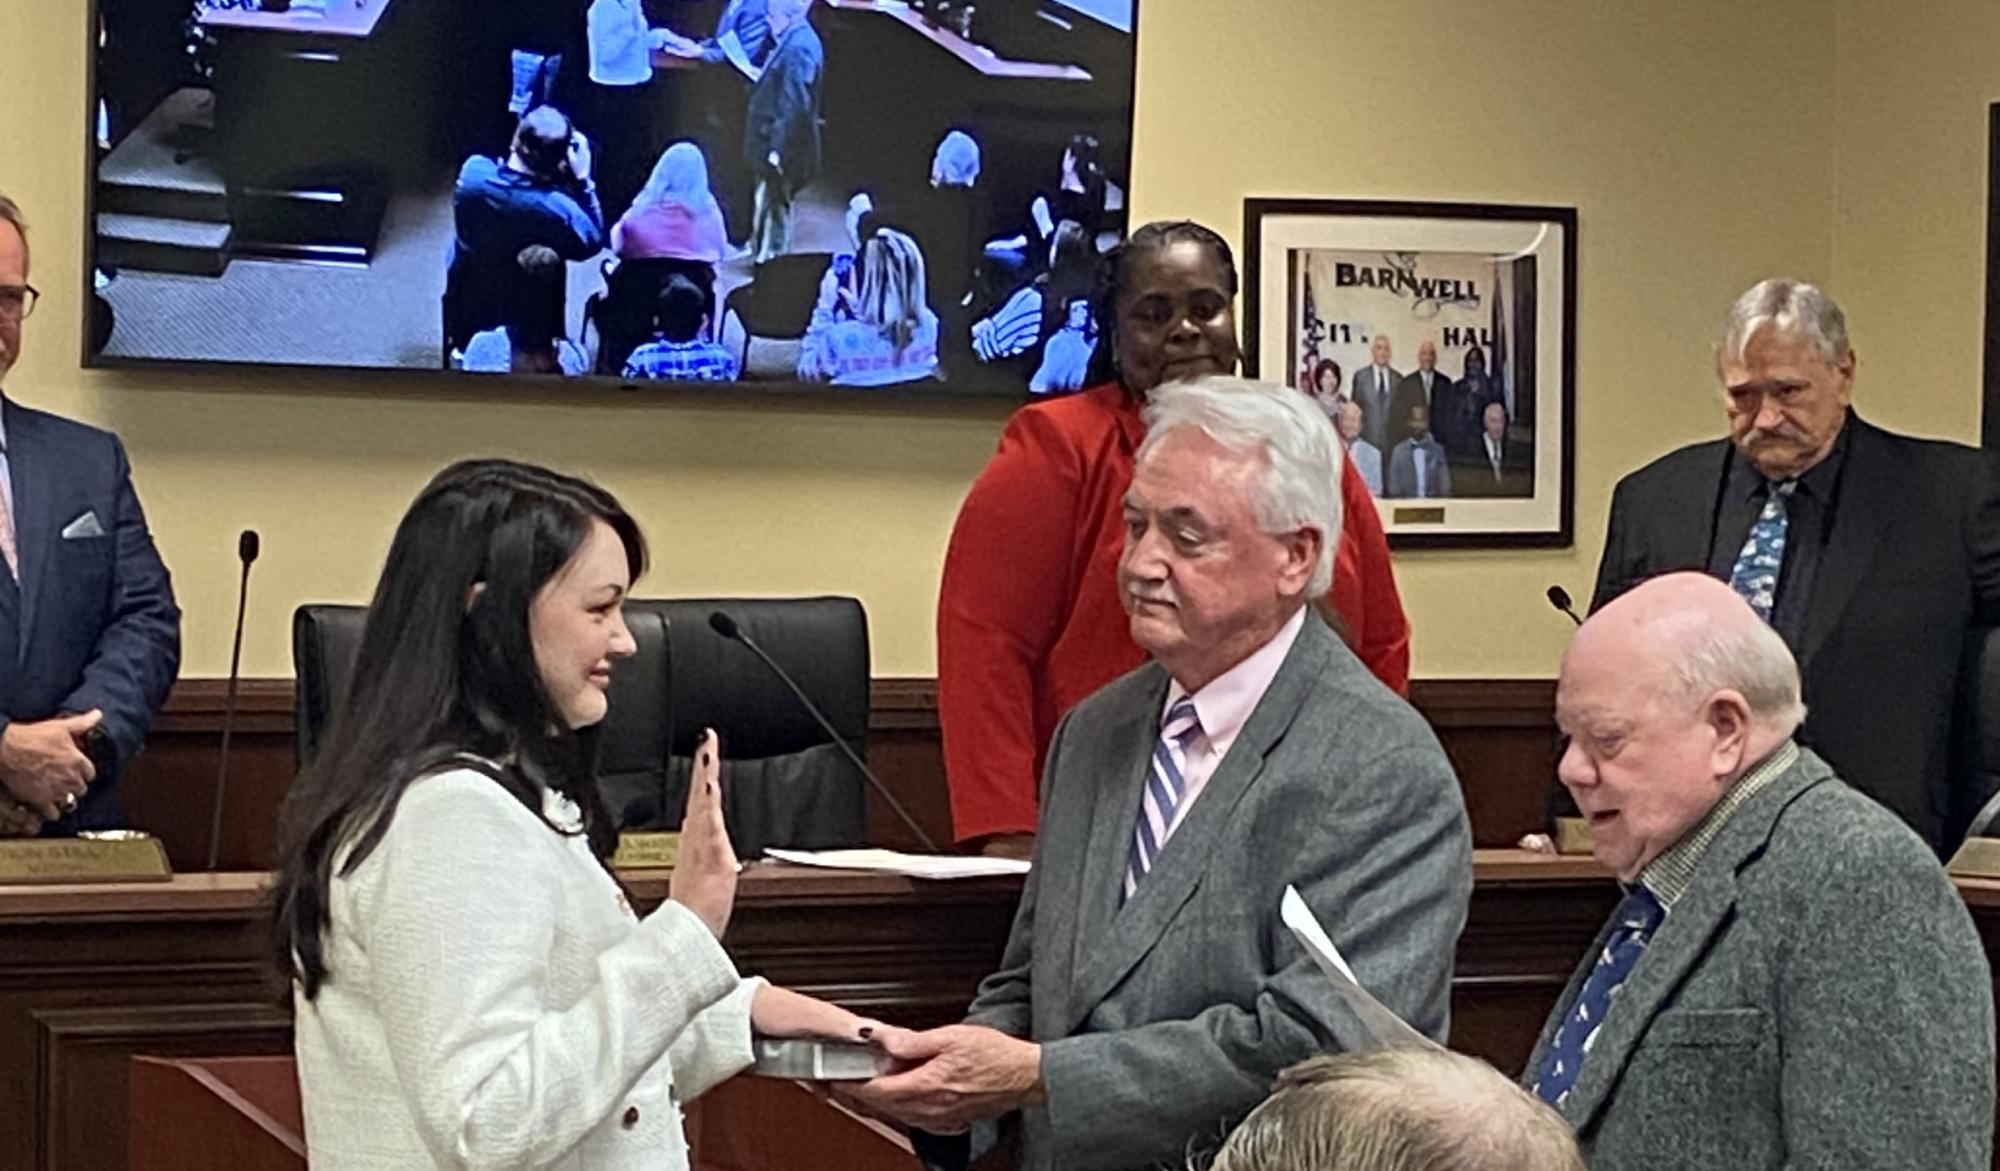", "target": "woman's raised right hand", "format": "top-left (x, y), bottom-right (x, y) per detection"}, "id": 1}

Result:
top-left (670, 729), bottom-right (738, 938)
